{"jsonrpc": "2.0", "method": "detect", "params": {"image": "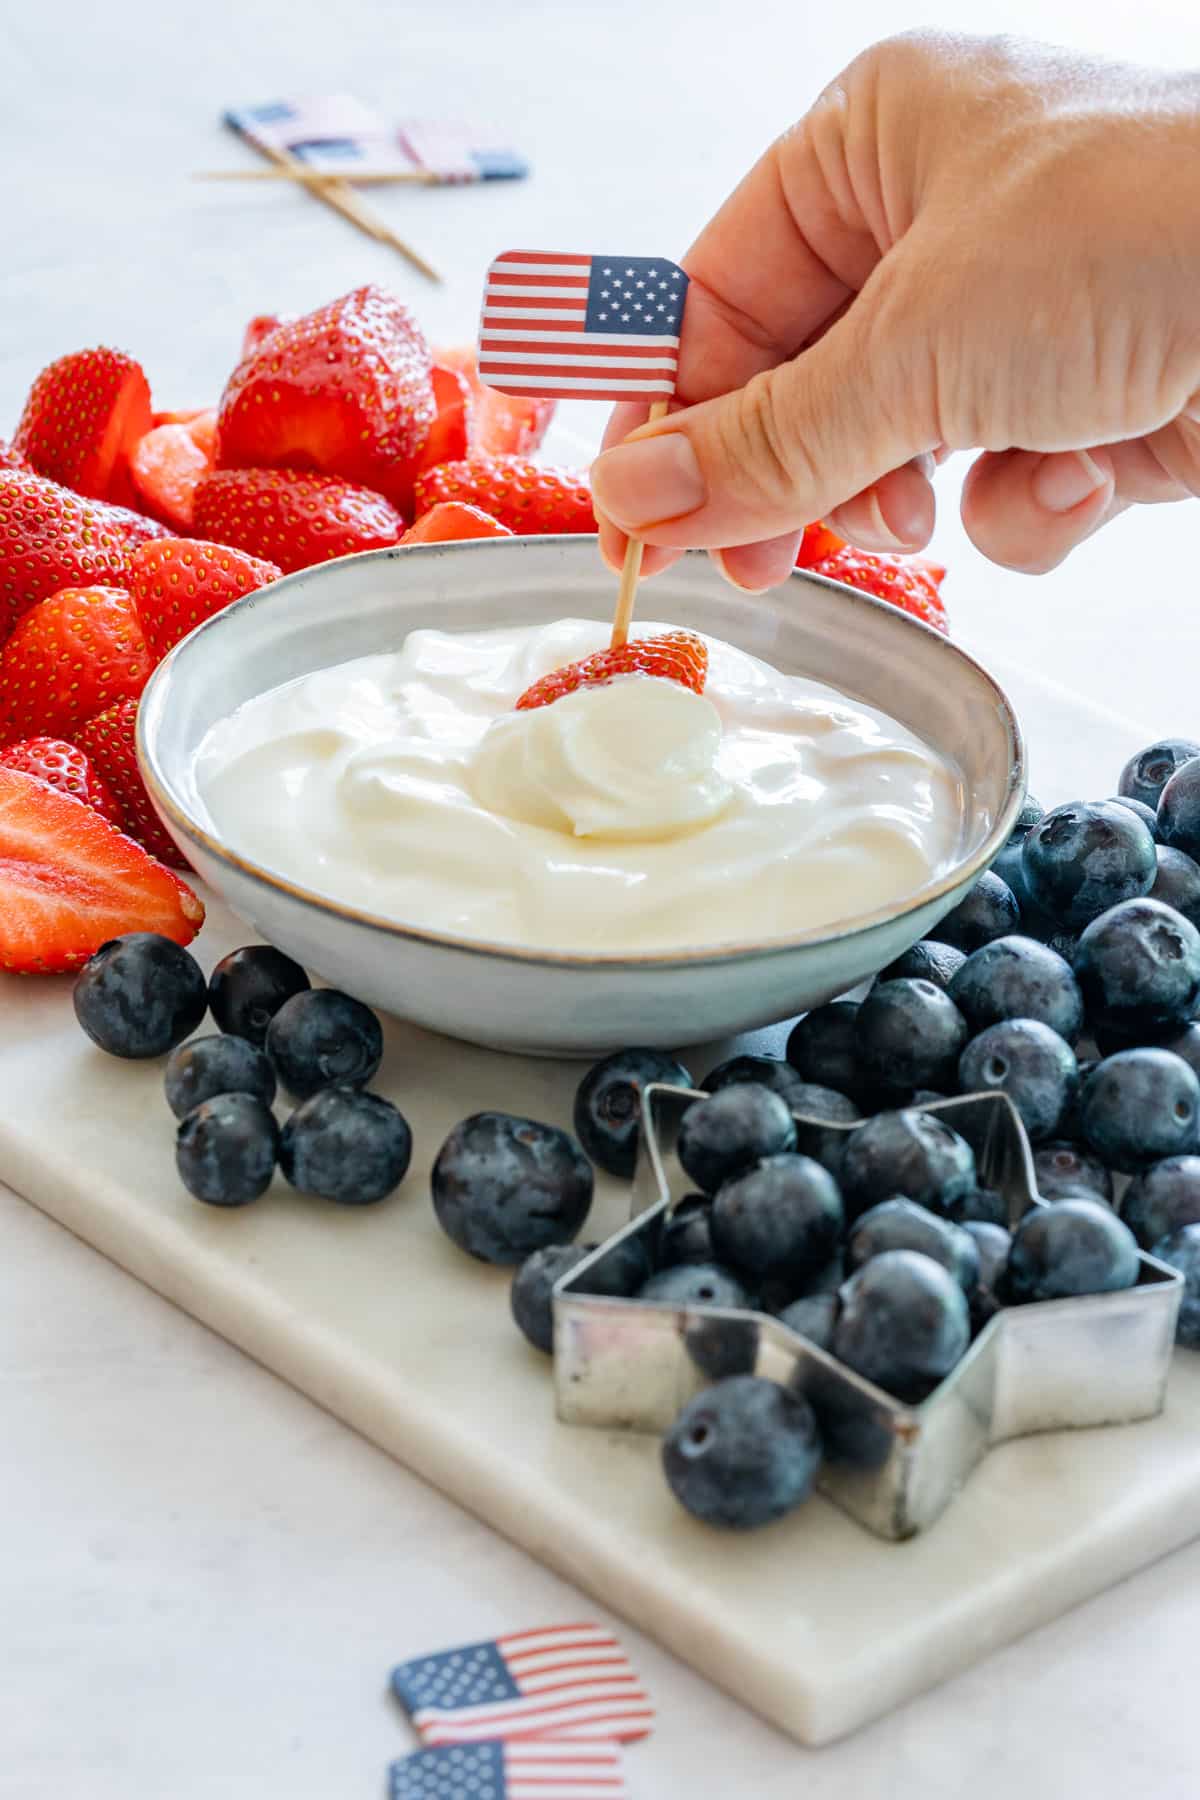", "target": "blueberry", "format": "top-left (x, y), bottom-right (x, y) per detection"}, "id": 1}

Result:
top-left (1110, 795), bottom-right (1160, 838)
top-left (776, 1292), bottom-right (838, 1350)
top-left (1121, 1156), bottom-right (1200, 1250)
top-left (657, 1195), bottom-right (715, 1267)
top-left (832, 1250), bottom-right (971, 1403)
top-left (944, 1185), bottom-right (1008, 1227)
top-left (638, 1262), bottom-right (751, 1310)
top-left (958, 1019), bottom-right (1078, 1143)
top-left (949, 936), bottom-right (1084, 1043)
top-left (1081, 1049), bottom-right (1200, 1173)
top-left (1120, 738), bottom-right (1200, 810)
top-left (431, 1112), bottom-right (593, 1265)
top-left (930, 870), bottom-right (1020, 952)
top-left (661, 1376), bottom-right (822, 1529)
top-left (175, 1093), bottom-right (279, 1206)
top-left (701, 1054), bottom-right (806, 1107)
top-left (685, 1314), bottom-right (762, 1381)
top-left (1075, 897), bottom-right (1200, 1037)
top-left (1033, 1141), bottom-right (1114, 1204)
top-left (1022, 801), bottom-right (1156, 930)
top-left (574, 1232), bottom-right (654, 1298)
top-left (573, 1047), bottom-right (692, 1179)
top-left (1149, 846), bottom-right (1200, 930)
top-left (839, 1109), bottom-right (976, 1220)
top-left (1006, 1197), bottom-right (1139, 1302)
top-left (710, 1153), bottom-right (843, 1286)
top-left (854, 979), bottom-right (968, 1091)
top-left (207, 944), bottom-right (310, 1046)
top-left (876, 940), bottom-right (967, 992)
top-left (280, 1087), bottom-right (412, 1205)
top-left (677, 1084), bottom-right (797, 1195)
top-left (846, 1197), bottom-right (979, 1292)
top-left (1155, 1022), bottom-right (1200, 1081)
top-left (265, 989), bottom-right (382, 1100)
top-left (1149, 1224), bottom-right (1200, 1346)
top-left (786, 1001), bottom-right (868, 1103)
top-left (73, 933), bottom-right (207, 1059)
top-left (782, 1082), bottom-right (860, 1178)
top-left (964, 1221), bottom-right (1011, 1328)
top-left (1158, 757), bottom-right (1200, 860)
top-left (911, 1088), bottom-right (950, 1107)
top-left (510, 1244), bottom-right (593, 1353)
top-left (163, 1033), bottom-right (276, 1120)
top-left (798, 1251), bottom-right (846, 1296)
